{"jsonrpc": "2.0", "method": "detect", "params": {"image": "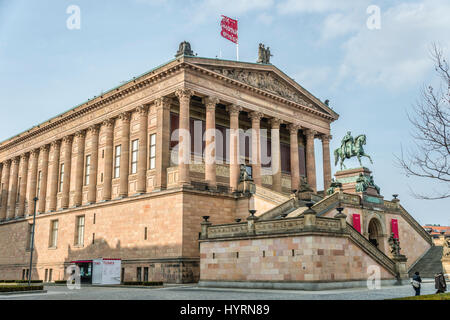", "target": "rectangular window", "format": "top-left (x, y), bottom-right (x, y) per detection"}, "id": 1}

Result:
top-left (149, 134), bottom-right (156, 170)
top-left (45, 269), bottom-right (48, 282)
top-left (59, 163), bottom-right (64, 192)
top-left (131, 139), bottom-right (139, 174)
top-left (22, 269), bottom-right (26, 280)
top-left (26, 224), bottom-right (33, 250)
top-left (49, 269), bottom-right (53, 282)
top-left (49, 220), bottom-right (58, 248)
top-left (37, 171), bottom-right (42, 197)
top-left (144, 227), bottom-right (147, 240)
top-left (137, 267), bottom-right (142, 282)
top-left (75, 215), bottom-right (85, 246)
top-left (16, 177), bottom-right (21, 203)
top-left (143, 267), bottom-right (148, 282)
top-left (114, 145), bottom-right (121, 178)
top-left (85, 155), bottom-right (91, 186)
